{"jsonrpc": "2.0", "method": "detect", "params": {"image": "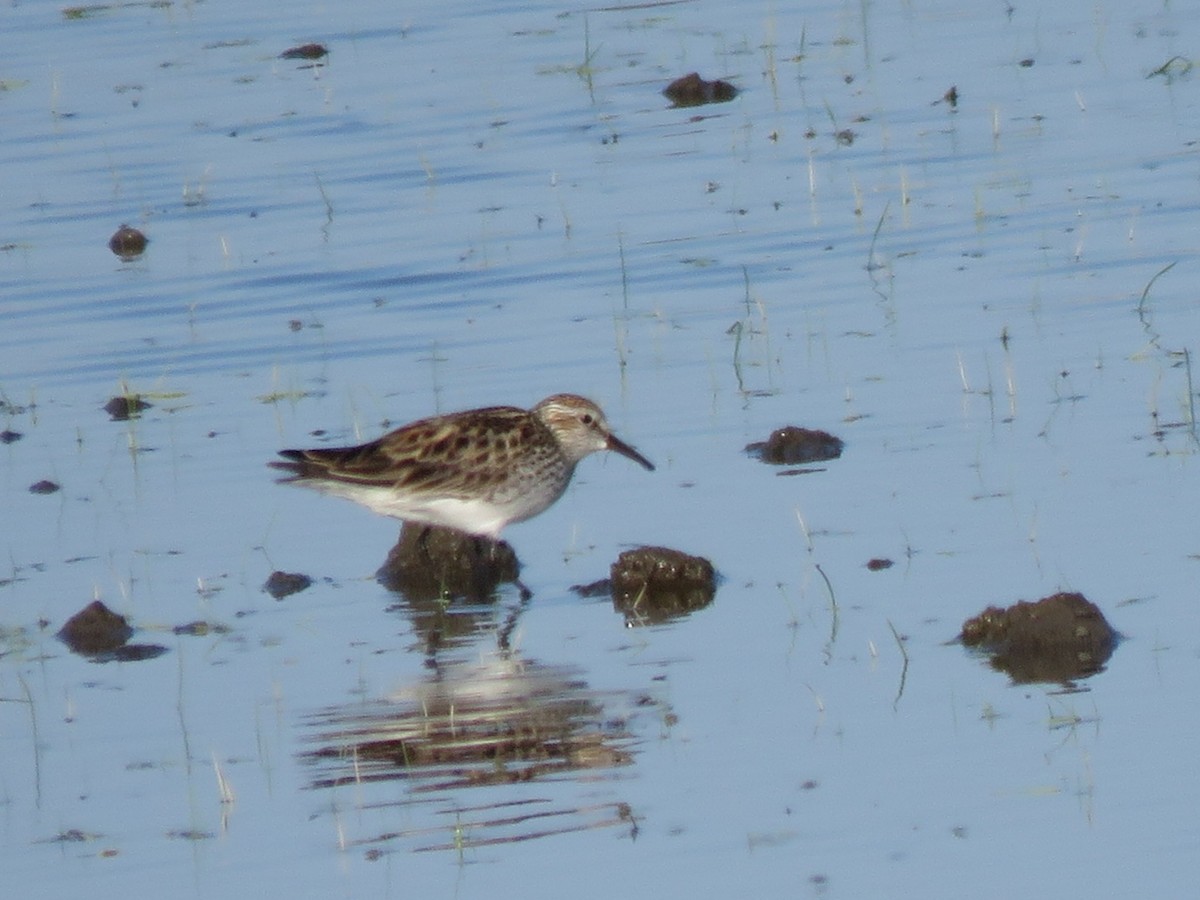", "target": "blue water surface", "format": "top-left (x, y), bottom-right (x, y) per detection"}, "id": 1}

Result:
top-left (2, 0), bottom-right (1199, 897)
